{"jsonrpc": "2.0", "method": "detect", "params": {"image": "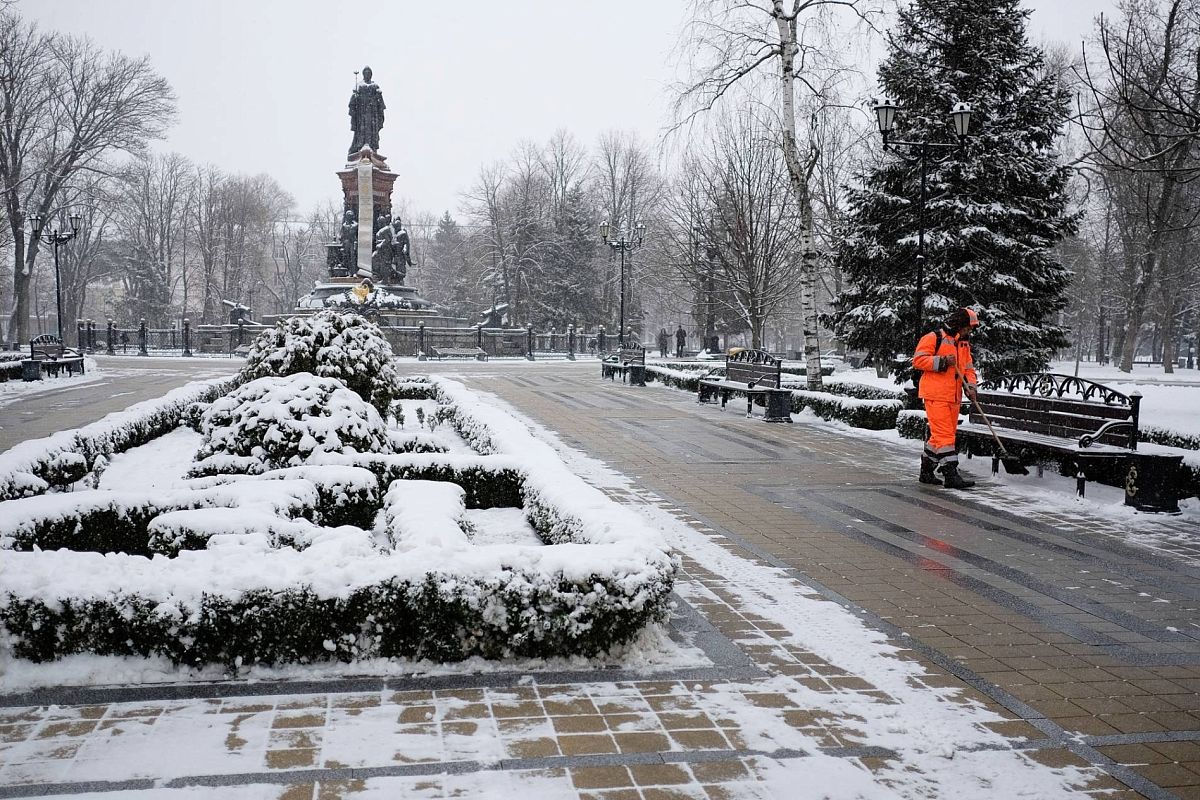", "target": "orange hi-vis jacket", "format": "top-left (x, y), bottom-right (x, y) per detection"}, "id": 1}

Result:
top-left (913, 328), bottom-right (978, 403)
